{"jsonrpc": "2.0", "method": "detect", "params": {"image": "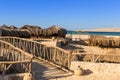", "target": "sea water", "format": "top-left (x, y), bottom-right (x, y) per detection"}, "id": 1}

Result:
top-left (67, 31), bottom-right (120, 36)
